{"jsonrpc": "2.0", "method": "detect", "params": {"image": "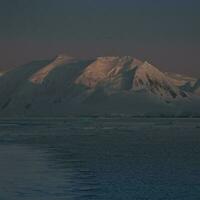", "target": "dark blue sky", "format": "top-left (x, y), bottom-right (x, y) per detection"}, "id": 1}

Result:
top-left (0, 0), bottom-right (200, 76)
